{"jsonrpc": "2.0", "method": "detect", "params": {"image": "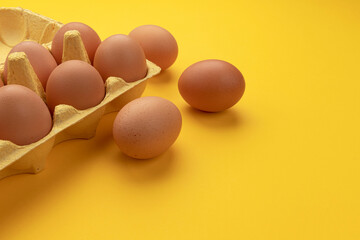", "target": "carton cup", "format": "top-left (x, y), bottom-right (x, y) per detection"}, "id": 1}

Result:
top-left (0, 7), bottom-right (161, 179)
